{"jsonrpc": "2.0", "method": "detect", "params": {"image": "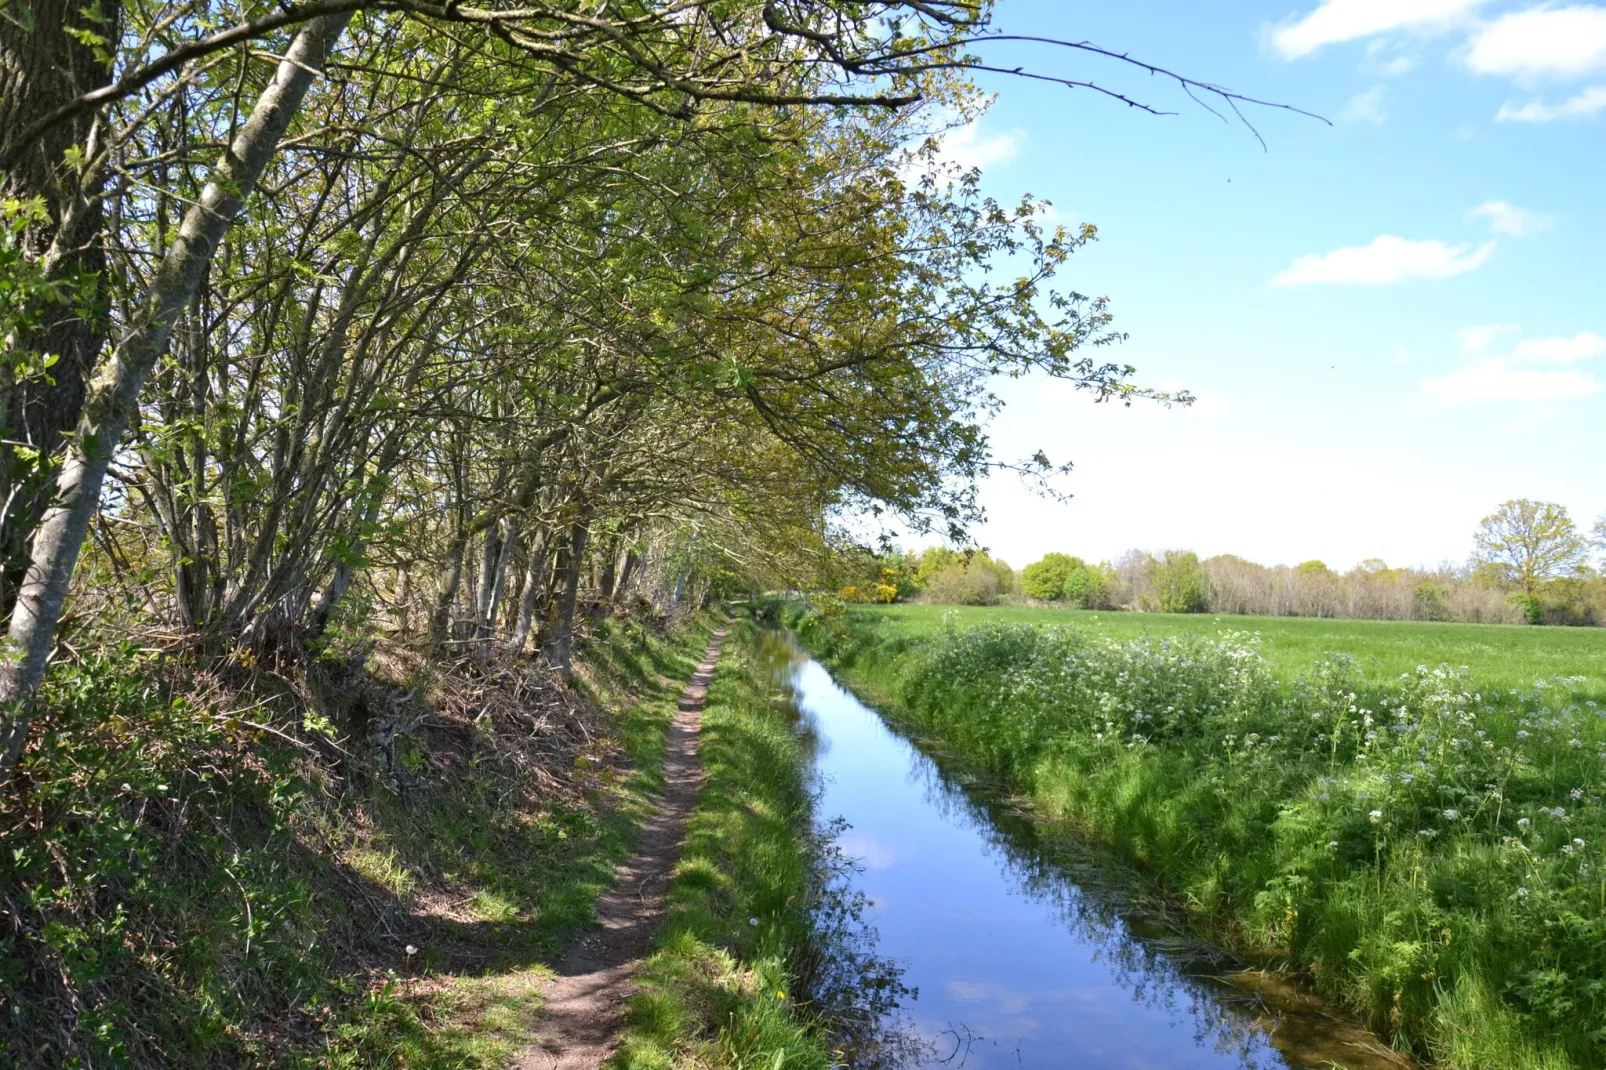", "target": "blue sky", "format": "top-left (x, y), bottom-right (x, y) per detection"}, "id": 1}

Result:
top-left (924, 0), bottom-right (1606, 572)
